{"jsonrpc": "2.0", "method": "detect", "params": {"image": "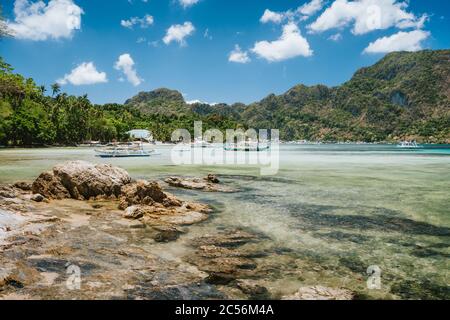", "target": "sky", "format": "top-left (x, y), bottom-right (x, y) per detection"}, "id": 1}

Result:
top-left (1, 0), bottom-right (449, 105)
